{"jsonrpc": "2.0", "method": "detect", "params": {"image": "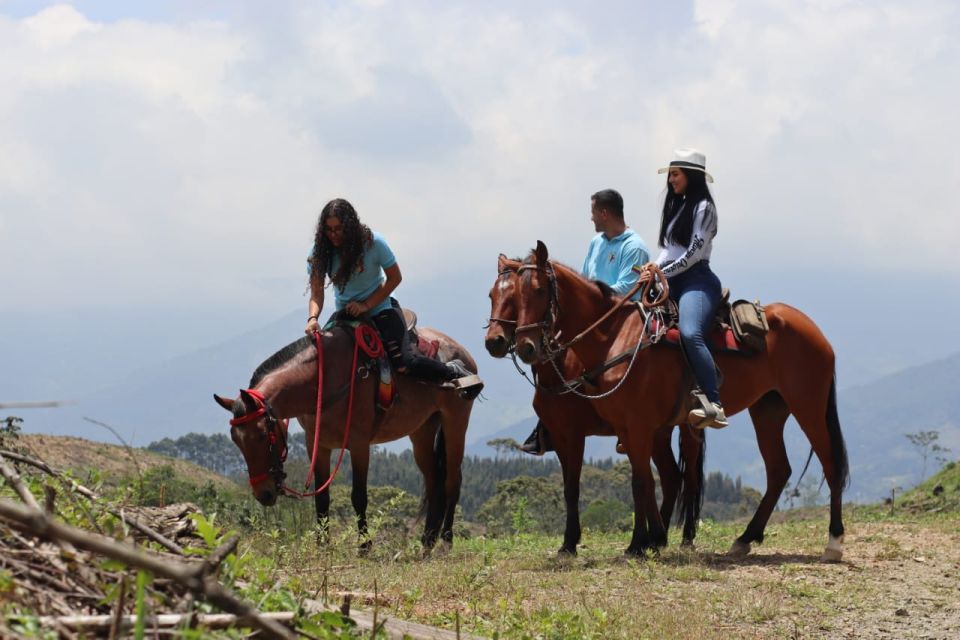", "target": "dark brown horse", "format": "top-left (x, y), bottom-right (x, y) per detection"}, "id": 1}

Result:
top-left (485, 255), bottom-right (706, 554)
top-left (214, 325), bottom-right (478, 549)
top-left (512, 242), bottom-right (849, 560)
